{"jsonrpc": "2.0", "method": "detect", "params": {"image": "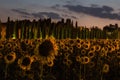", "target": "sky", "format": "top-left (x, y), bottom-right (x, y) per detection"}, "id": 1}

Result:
top-left (1, 0), bottom-right (120, 28)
